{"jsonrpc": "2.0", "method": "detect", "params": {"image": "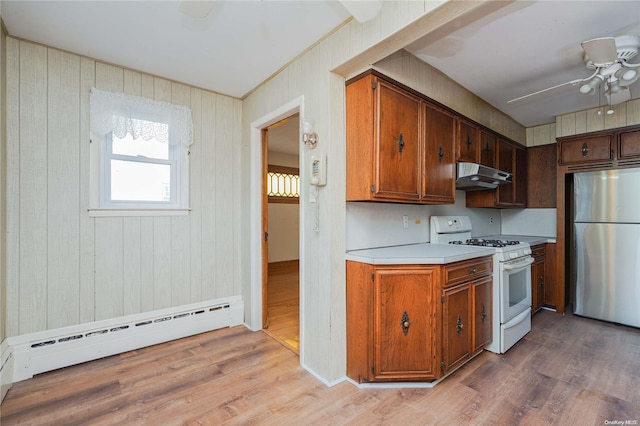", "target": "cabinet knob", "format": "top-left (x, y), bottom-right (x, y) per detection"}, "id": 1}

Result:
top-left (400, 311), bottom-right (411, 336)
top-left (456, 314), bottom-right (464, 335)
top-left (398, 133), bottom-right (405, 154)
top-left (539, 276), bottom-right (544, 287)
top-left (481, 304), bottom-right (487, 322)
top-left (581, 143), bottom-right (589, 157)
top-left (466, 135), bottom-right (472, 150)
top-left (438, 146), bottom-right (445, 163)
top-left (468, 267), bottom-right (477, 275)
